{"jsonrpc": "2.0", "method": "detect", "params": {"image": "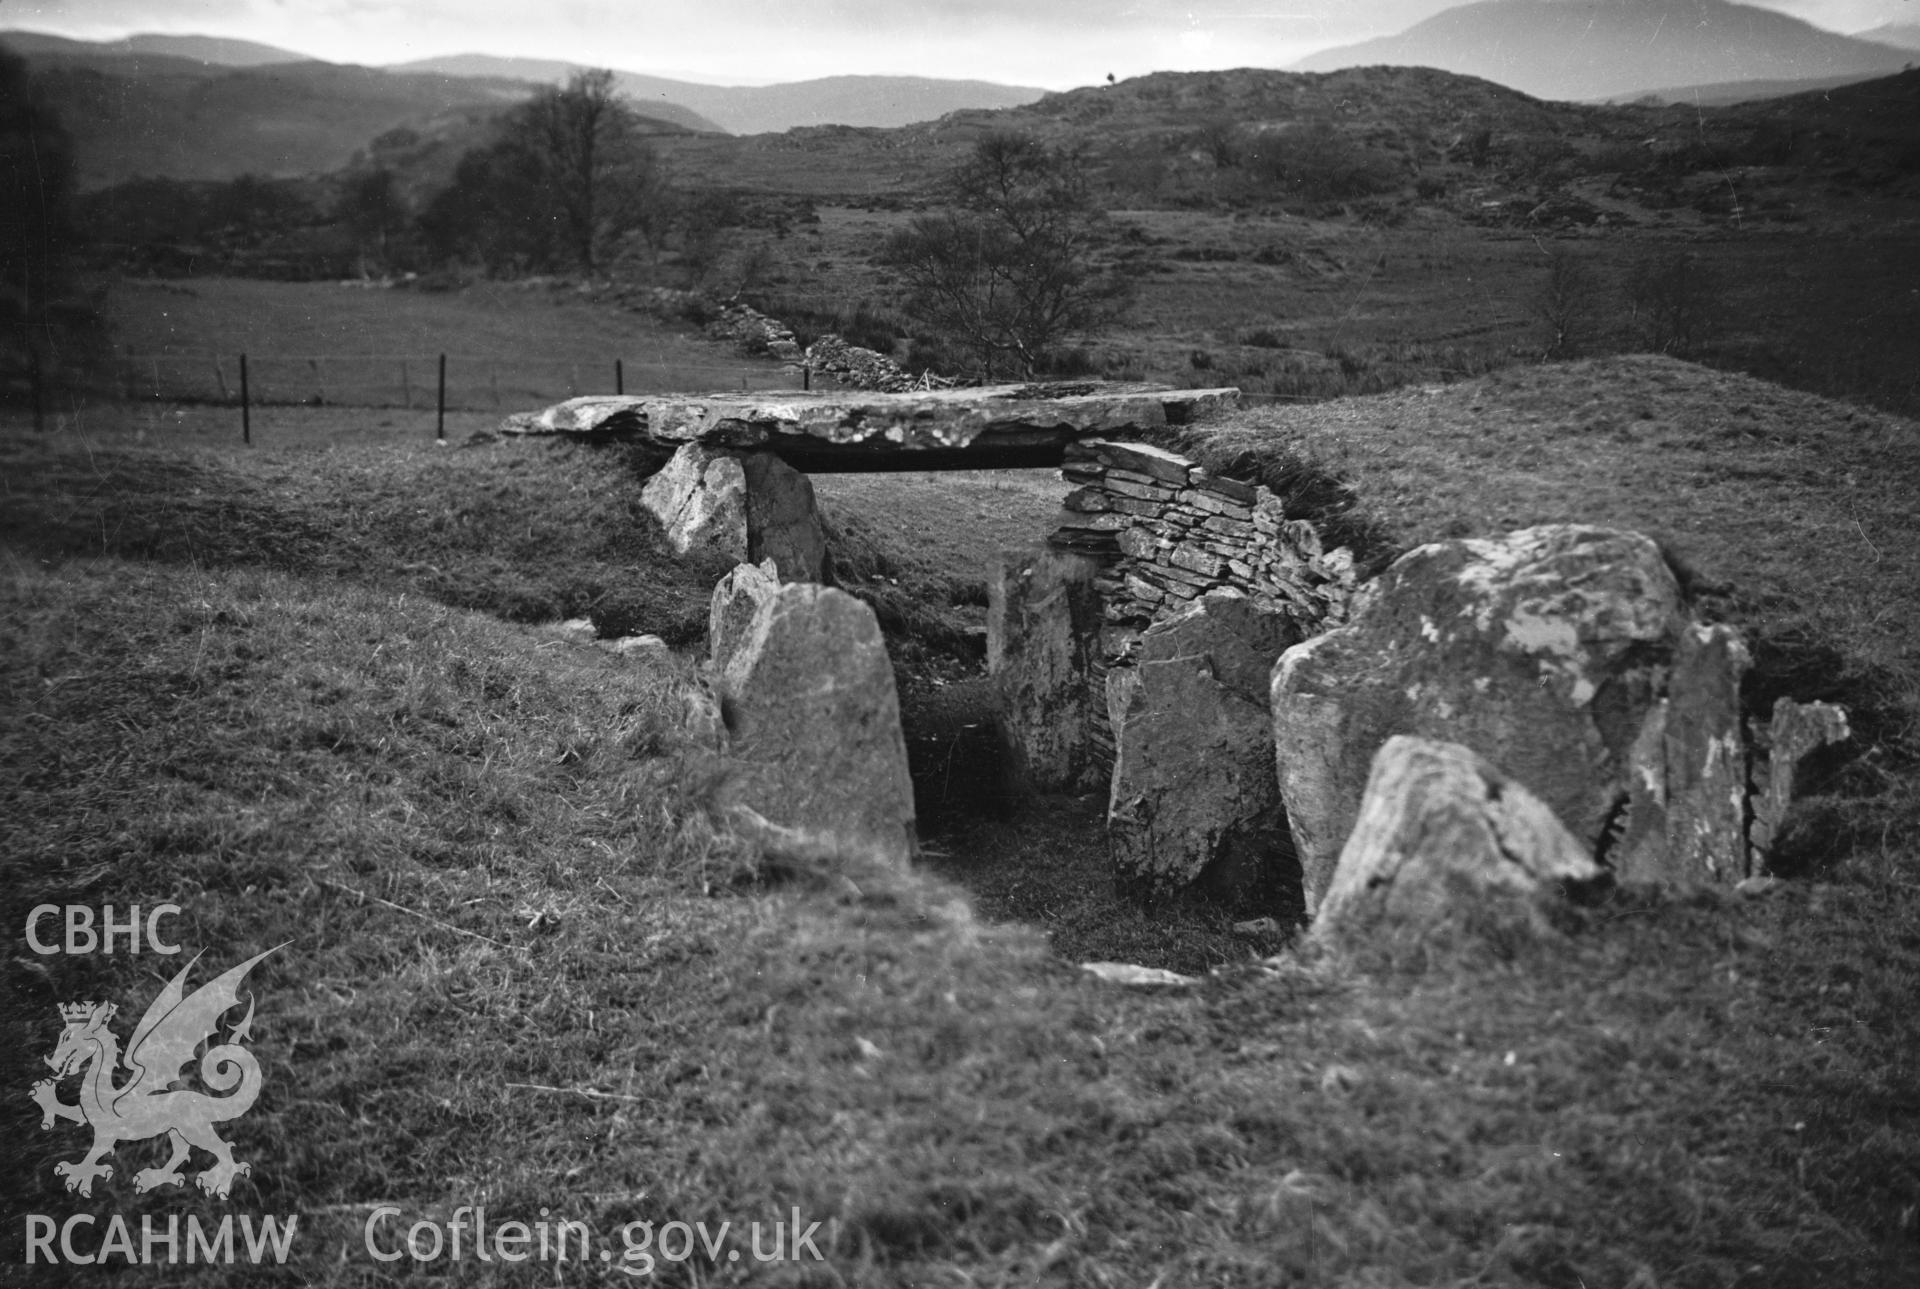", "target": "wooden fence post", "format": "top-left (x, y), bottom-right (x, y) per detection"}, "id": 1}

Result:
top-left (213, 356), bottom-right (228, 400)
top-left (29, 342), bottom-right (44, 432)
top-left (437, 354), bottom-right (447, 441)
top-left (402, 358), bottom-right (412, 410)
top-left (240, 353), bottom-right (251, 446)
top-left (616, 359), bottom-right (624, 395)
